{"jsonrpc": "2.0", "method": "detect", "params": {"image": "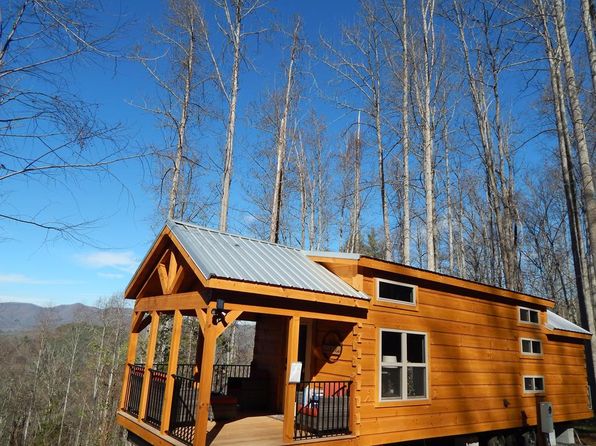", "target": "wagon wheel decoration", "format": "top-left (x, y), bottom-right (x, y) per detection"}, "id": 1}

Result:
top-left (321, 331), bottom-right (342, 363)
